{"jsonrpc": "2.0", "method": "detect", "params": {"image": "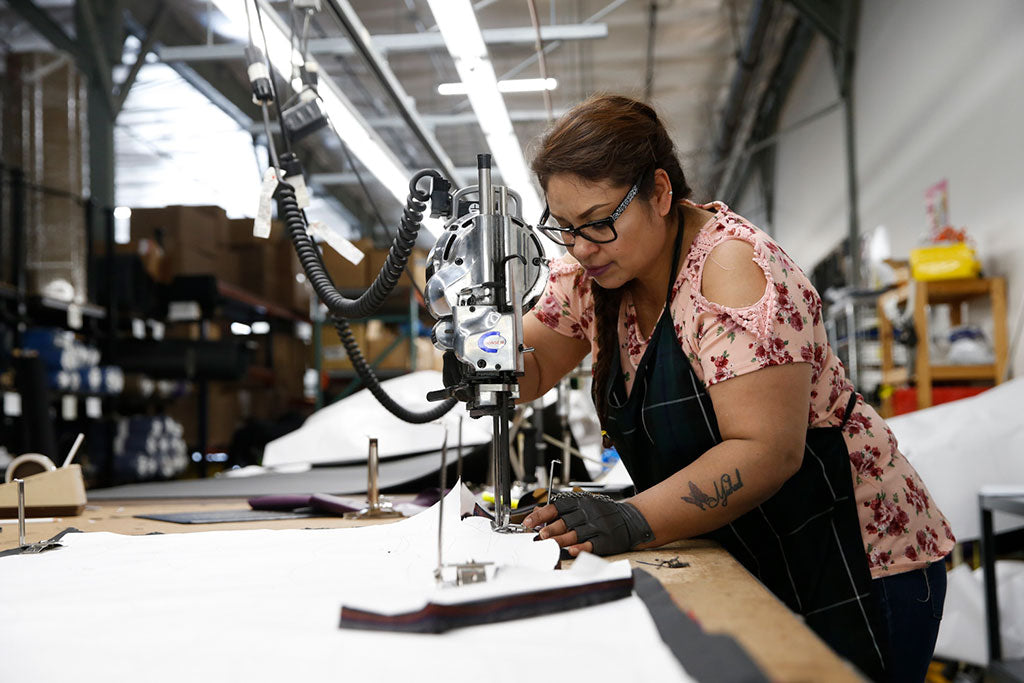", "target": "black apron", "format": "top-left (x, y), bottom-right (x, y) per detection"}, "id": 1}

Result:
top-left (600, 226), bottom-right (888, 681)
